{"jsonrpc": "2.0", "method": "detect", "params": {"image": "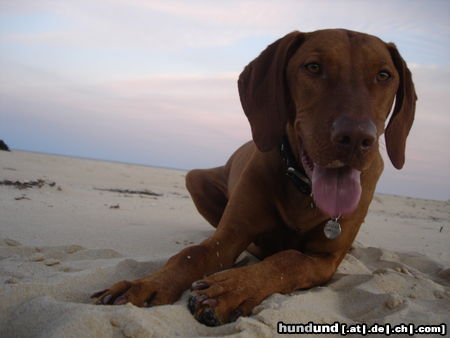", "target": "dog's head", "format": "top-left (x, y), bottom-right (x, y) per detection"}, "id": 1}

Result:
top-left (238, 29), bottom-right (416, 217)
